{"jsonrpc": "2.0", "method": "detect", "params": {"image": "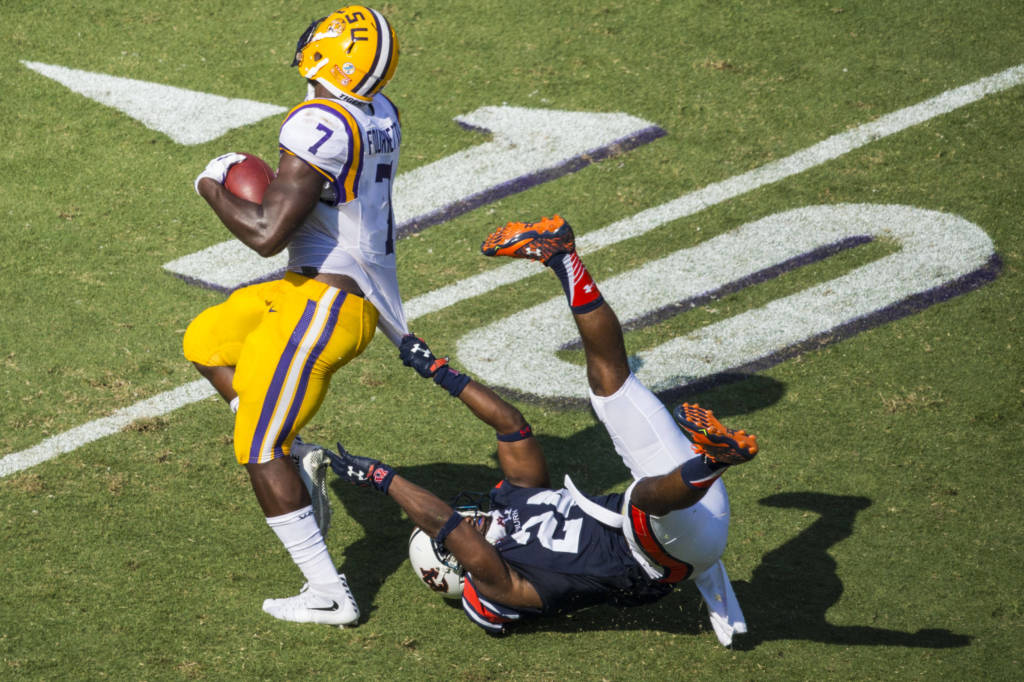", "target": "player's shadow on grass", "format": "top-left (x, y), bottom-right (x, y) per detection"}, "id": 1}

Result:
top-left (514, 373), bottom-right (787, 415)
top-left (657, 372), bottom-right (787, 415)
top-left (727, 492), bottom-right (971, 650)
